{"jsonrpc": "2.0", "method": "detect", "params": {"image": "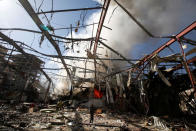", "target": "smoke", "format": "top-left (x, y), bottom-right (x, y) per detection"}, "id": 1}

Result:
top-left (100, 0), bottom-right (196, 54)
top-left (54, 0), bottom-right (196, 94)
